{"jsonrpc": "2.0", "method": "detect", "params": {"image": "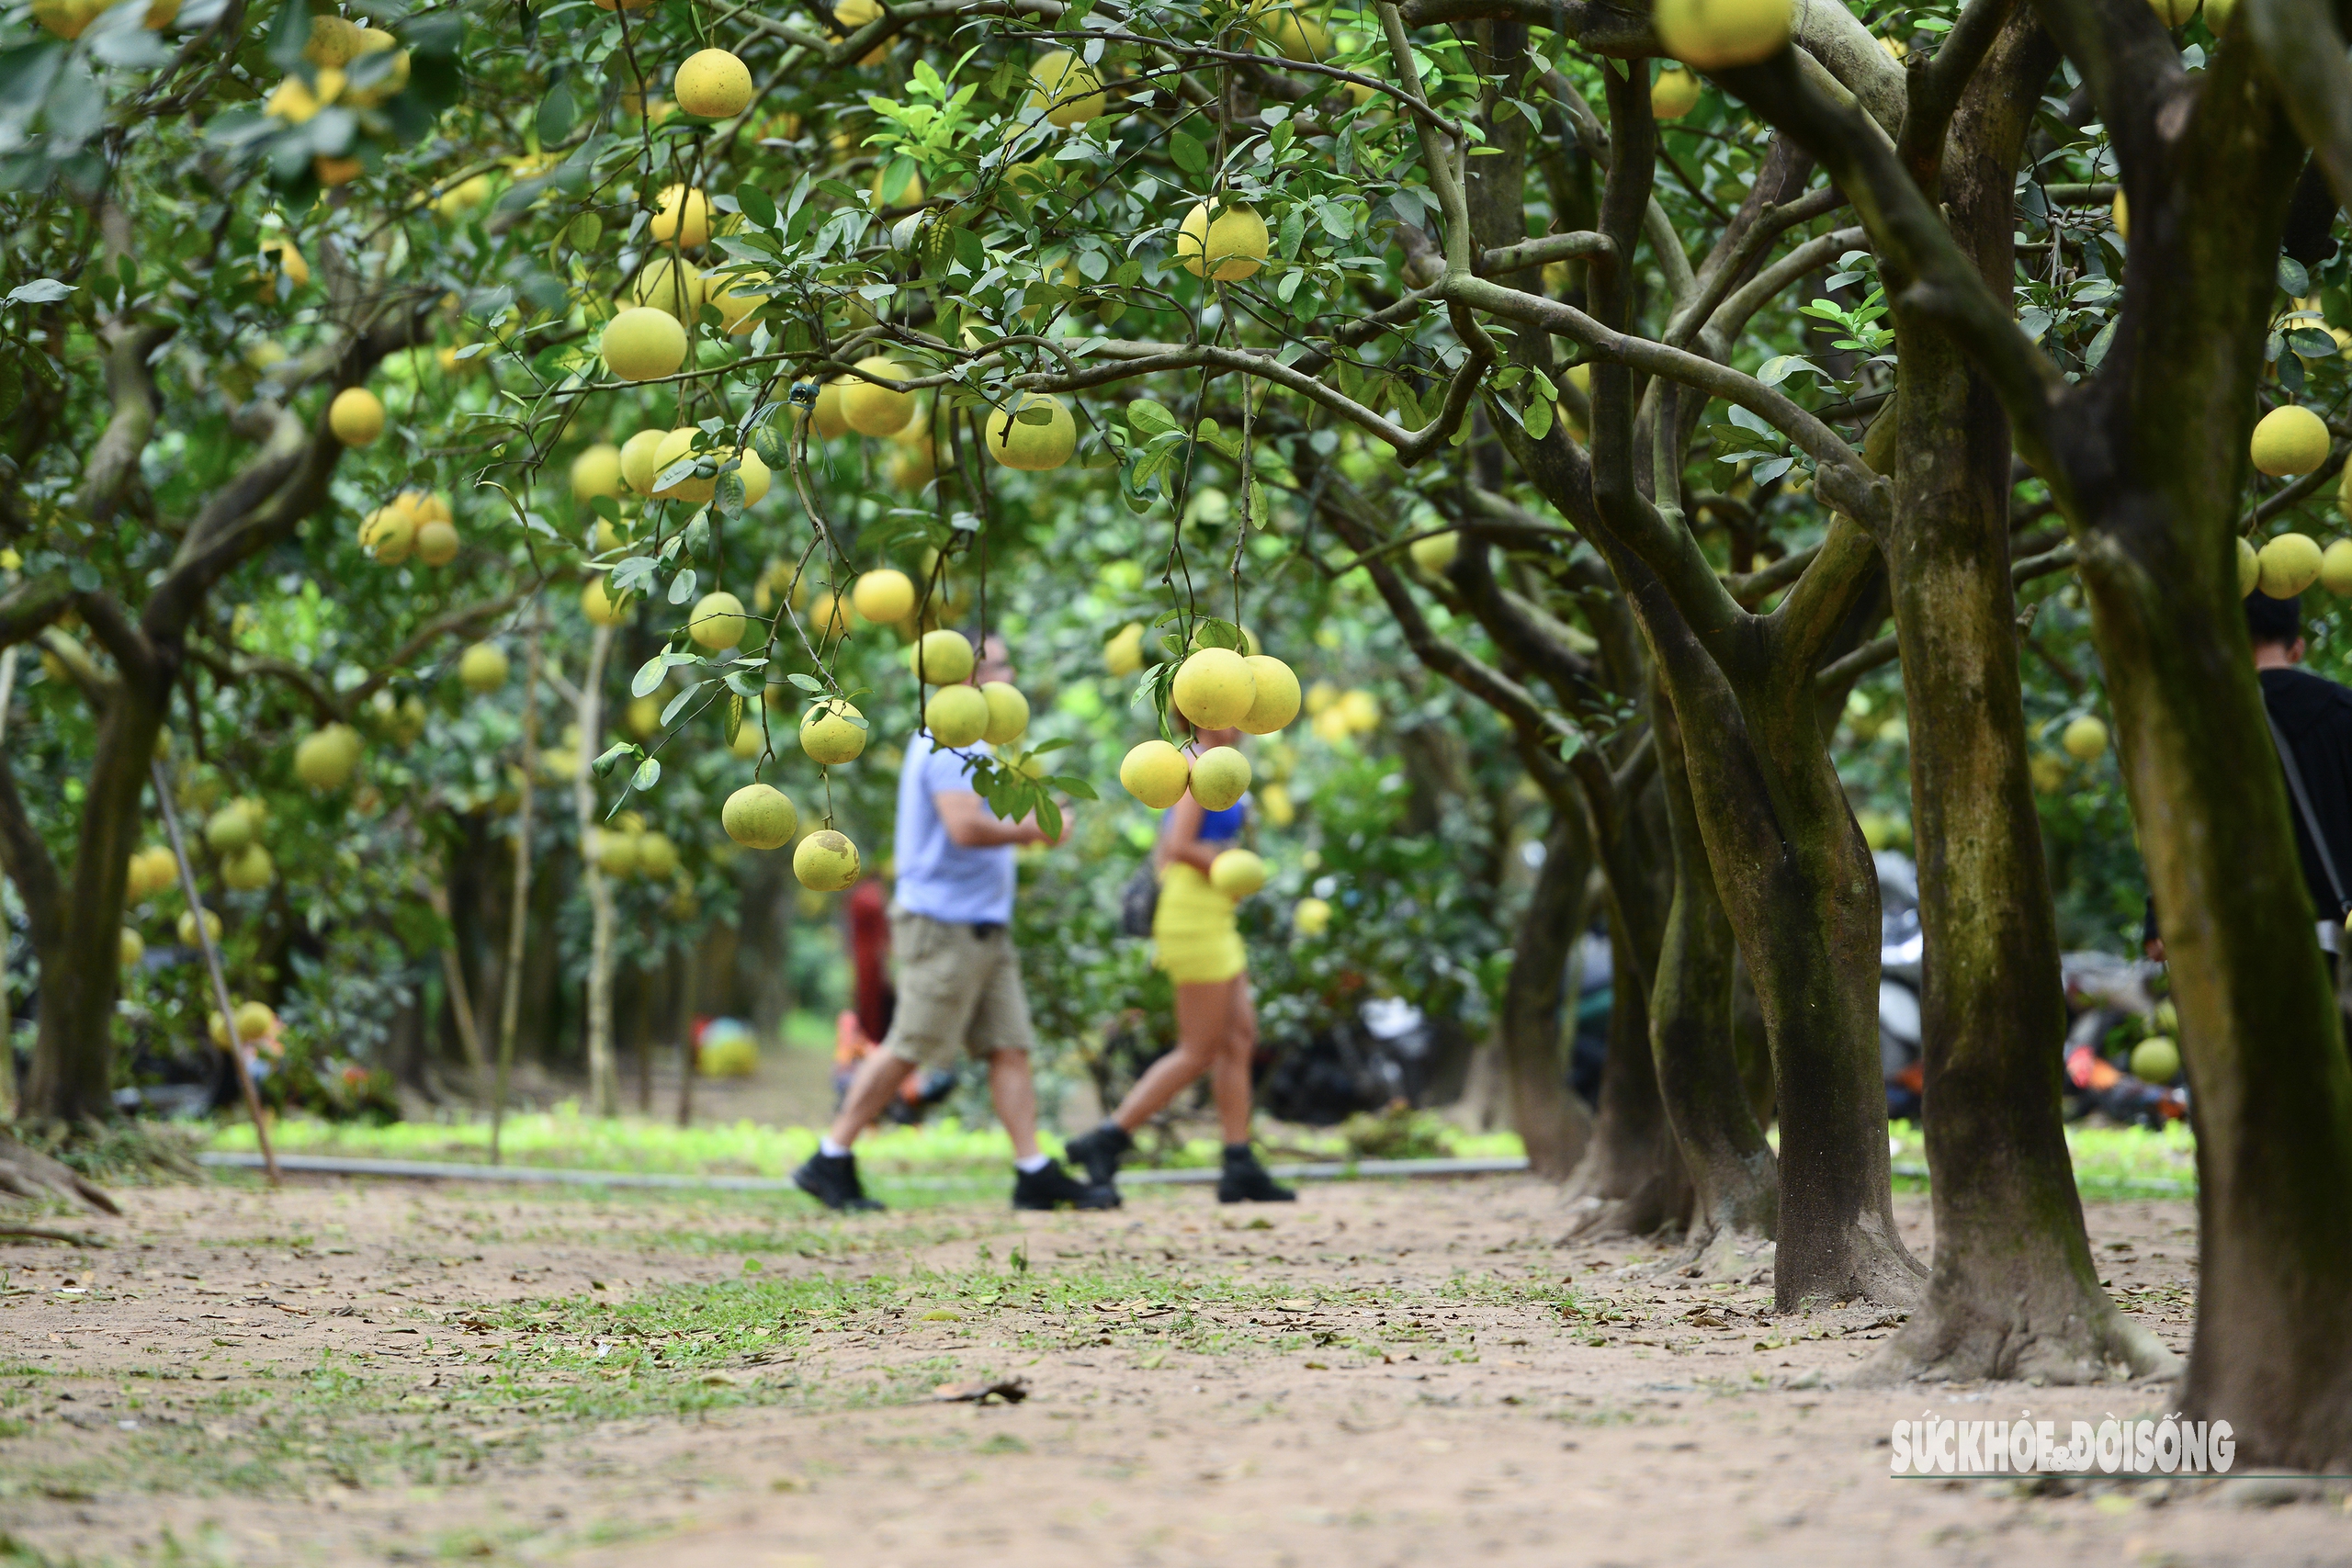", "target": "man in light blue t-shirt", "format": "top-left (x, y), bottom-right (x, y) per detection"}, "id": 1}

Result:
top-left (795, 635), bottom-right (1114, 1213)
